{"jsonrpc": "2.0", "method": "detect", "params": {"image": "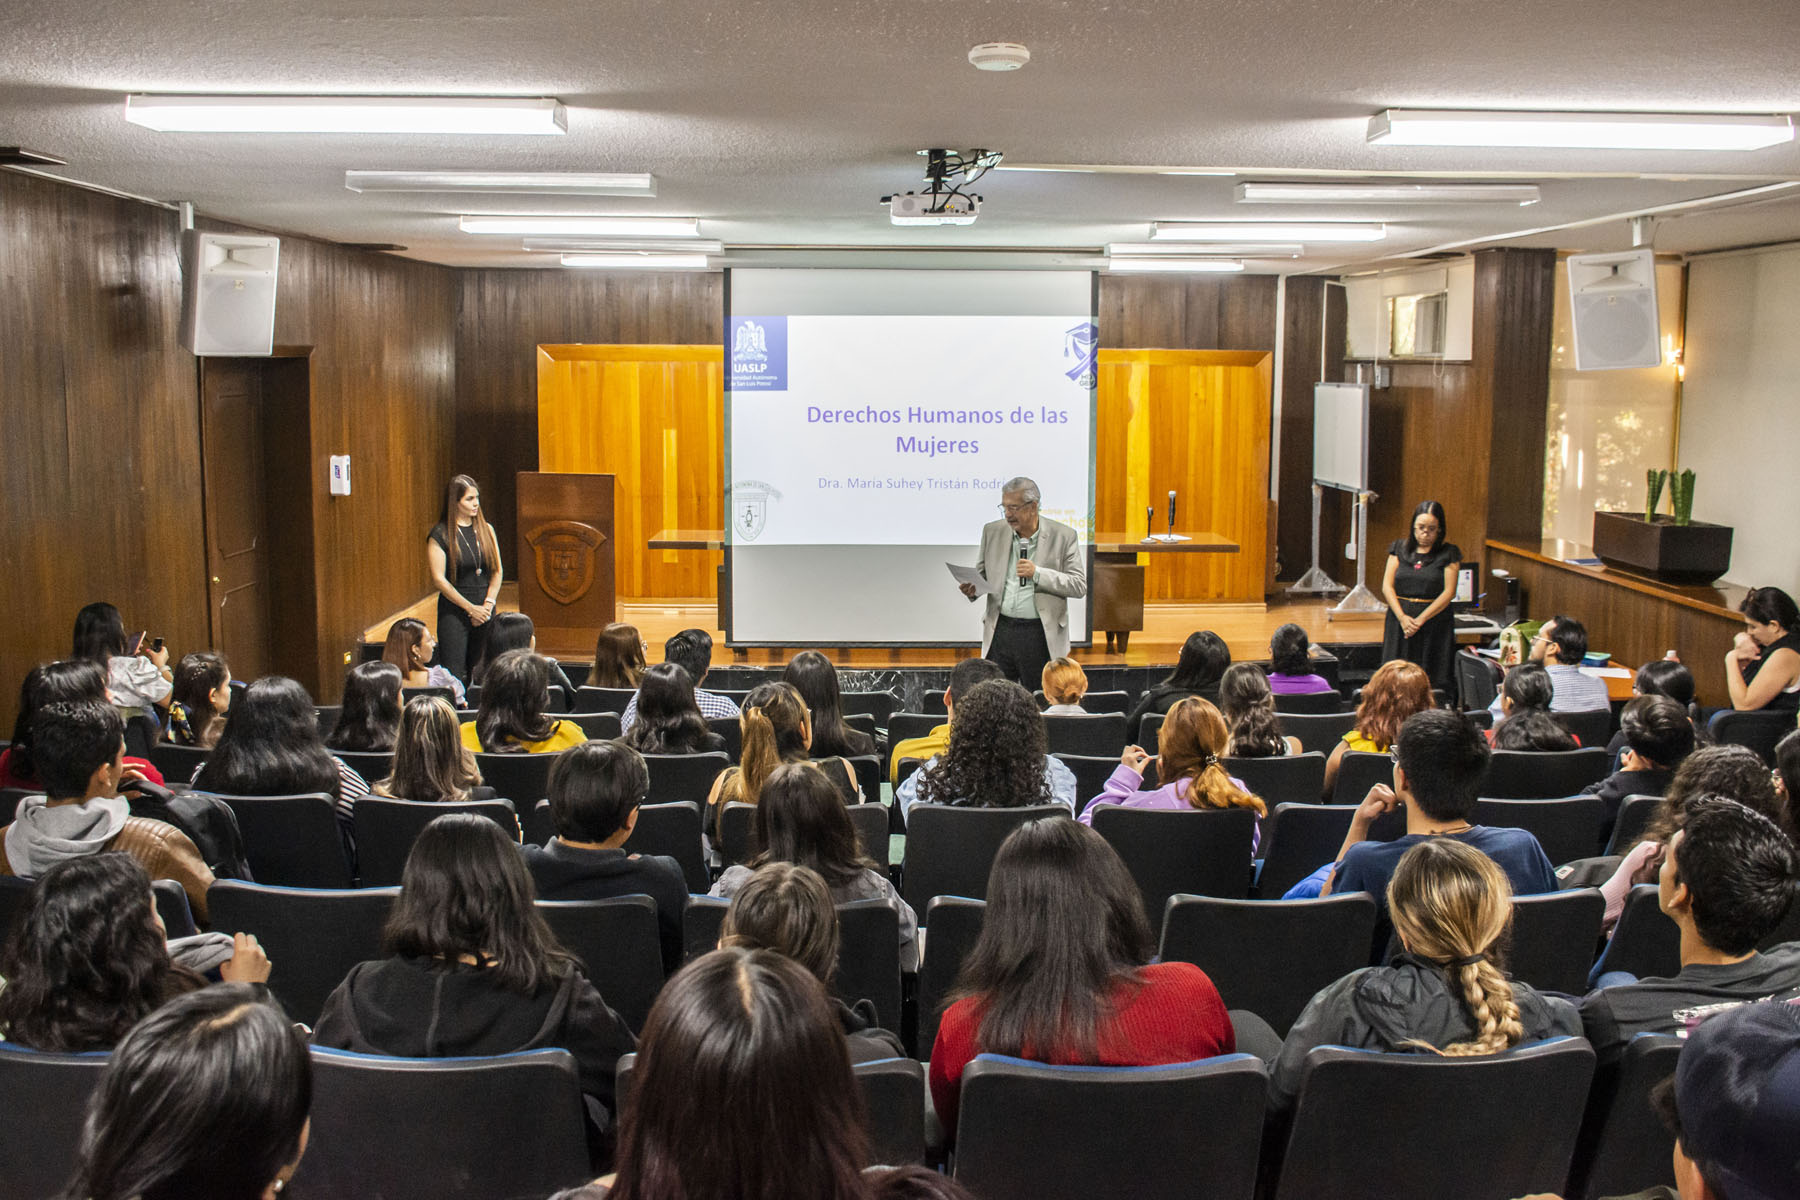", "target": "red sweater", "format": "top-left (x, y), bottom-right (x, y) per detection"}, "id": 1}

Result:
top-left (929, 960), bottom-right (1235, 1133)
